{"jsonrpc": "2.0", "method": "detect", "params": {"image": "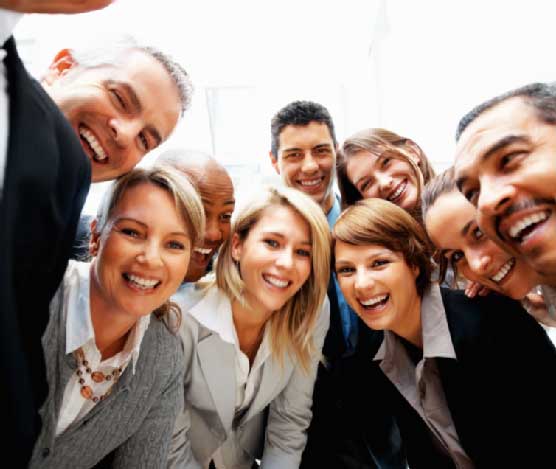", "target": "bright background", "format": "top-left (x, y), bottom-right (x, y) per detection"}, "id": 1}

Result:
top-left (14, 0), bottom-right (556, 212)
